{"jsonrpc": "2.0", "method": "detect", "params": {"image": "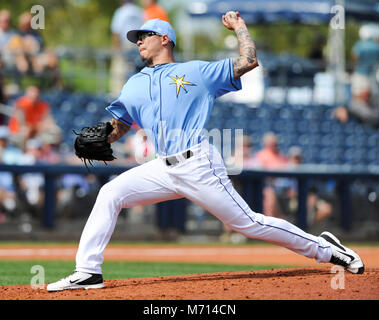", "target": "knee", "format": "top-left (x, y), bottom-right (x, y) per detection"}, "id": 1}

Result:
top-left (98, 179), bottom-right (136, 211)
top-left (225, 211), bottom-right (258, 235)
top-left (98, 182), bottom-right (112, 197)
top-left (97, 182), bottom-right (122, 209)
